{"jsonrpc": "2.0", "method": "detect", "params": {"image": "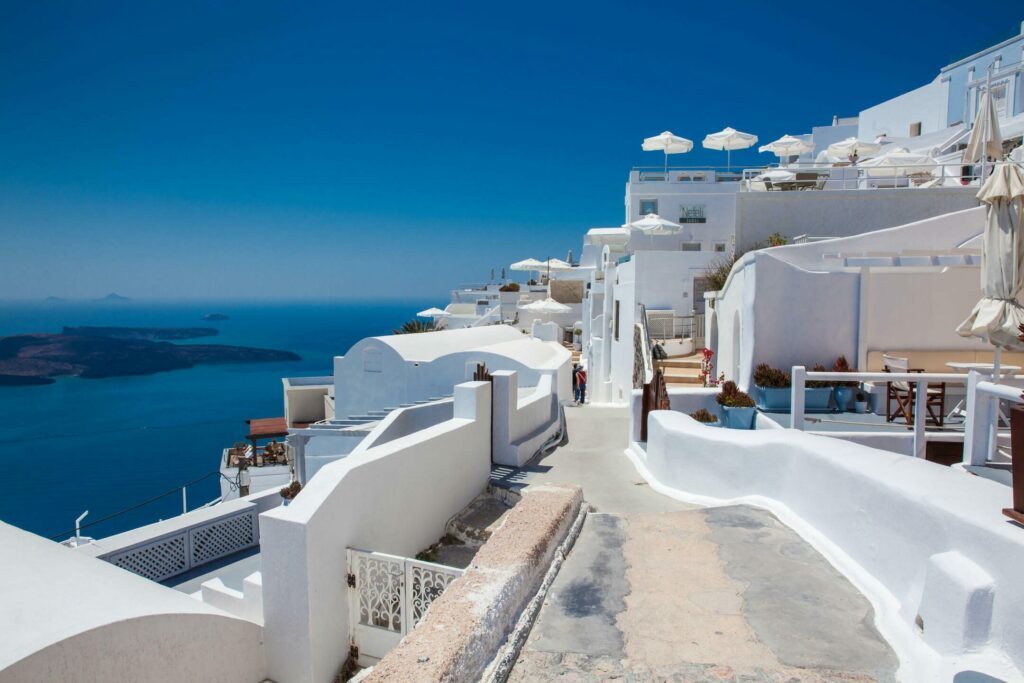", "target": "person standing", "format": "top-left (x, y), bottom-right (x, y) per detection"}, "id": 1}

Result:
top-left (571, 363), bottom-right (580, 405)
top-left (577, 366), bottom-right (587, 405)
